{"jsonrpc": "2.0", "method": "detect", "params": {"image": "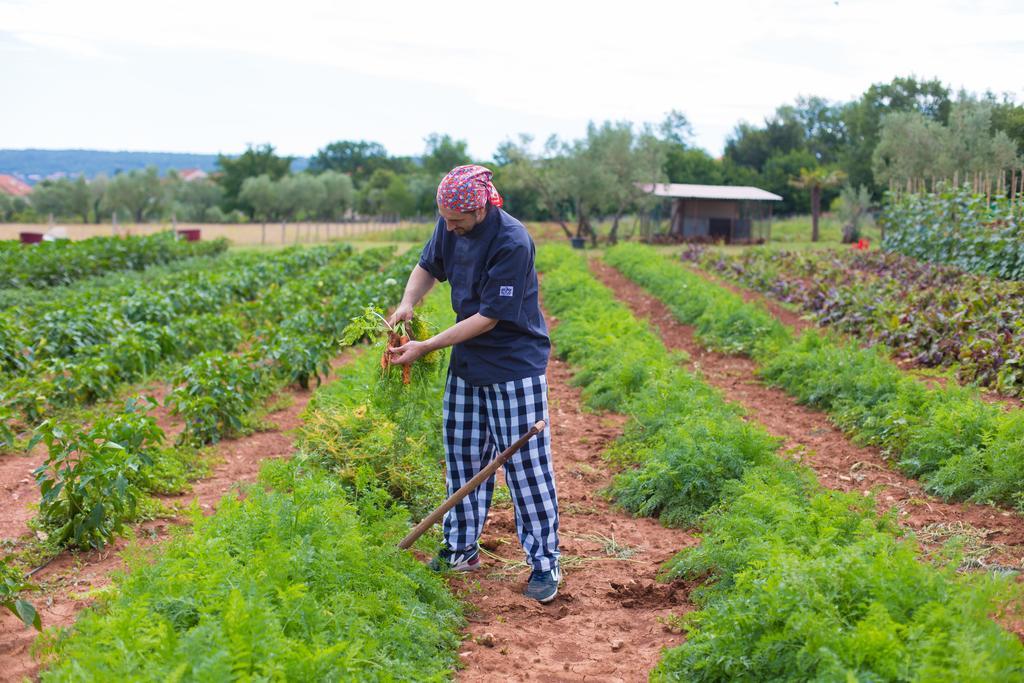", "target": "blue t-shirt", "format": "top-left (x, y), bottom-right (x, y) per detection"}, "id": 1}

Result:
top-left (418, 206), bottom-right (550, 386)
